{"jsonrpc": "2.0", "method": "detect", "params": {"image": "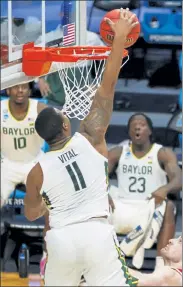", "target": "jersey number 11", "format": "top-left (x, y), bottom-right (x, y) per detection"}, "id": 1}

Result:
top-left (66, 161), bottom-right (87, 191)
top-left (65, 161), bottom-right (108, 192)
